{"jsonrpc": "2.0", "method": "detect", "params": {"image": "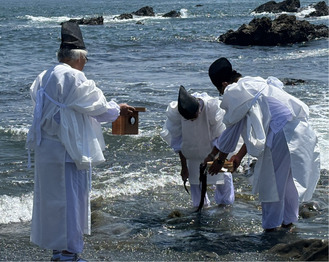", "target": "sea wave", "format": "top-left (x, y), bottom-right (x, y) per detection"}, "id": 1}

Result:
top-left (250, 6), bottom-right (328, 21)
top-left (21, 15), bottom-right (74, 24)
top-left (92, 158), bottom-right (181, 199)
top-left (21, 9), bottom-right (189, 26)
top-left (0, 158), bottom-right (181, 224)
top-left (0, 126), bottom-right (29, 137)
top-left (258, 48), bottom-right (329, 62)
